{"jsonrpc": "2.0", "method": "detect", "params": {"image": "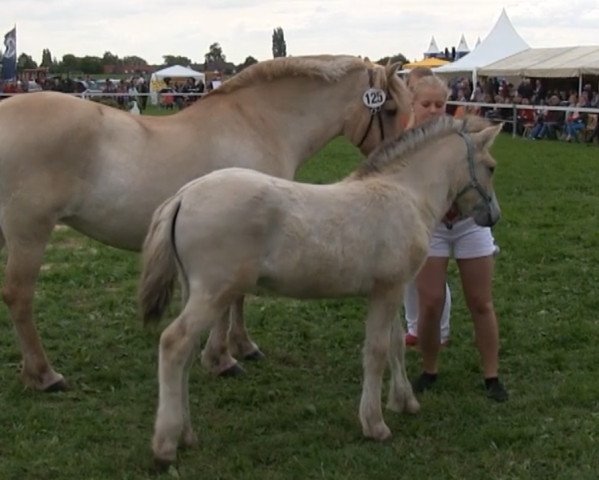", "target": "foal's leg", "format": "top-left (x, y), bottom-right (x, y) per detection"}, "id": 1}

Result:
top-left (153, 297), bottom-right (226, 466)
top-left (359, 290), bottom-right (401, 441)
top-left (387, 316), bottom-right (420, 414)
top-left (2, 221), bottom-right (66, 391)
top-left (179, 349), bottom-right (198, 449)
